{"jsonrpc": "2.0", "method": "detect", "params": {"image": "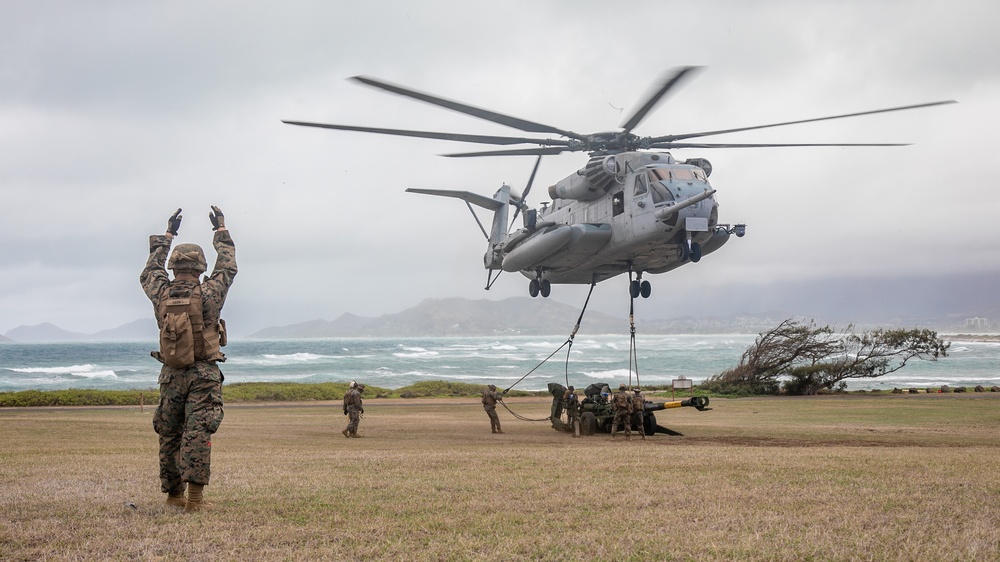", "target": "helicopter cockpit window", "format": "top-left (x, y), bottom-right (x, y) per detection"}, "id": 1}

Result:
top-left (671, 168), bottom-right (696, 181)
top-left (646, 170), bottom-right (674, 205)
